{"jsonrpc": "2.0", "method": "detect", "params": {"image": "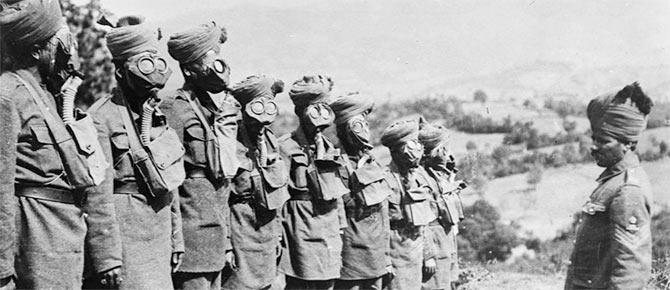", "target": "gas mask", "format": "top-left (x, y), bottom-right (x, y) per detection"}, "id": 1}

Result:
top-left (343, 114), bottom-right (373, 152)
top-left (187, 50), bottom-right (230, 94)
top-left (303, 103), bottom-right (334, 133)
top-left (124, 51), bottom-right (172, 95)
top-left (244, 96), bottom-right (278, 126)
top-left (426, 143), bottom-right (456, 172)
top-left (392, 139), bottom-right (423, 169)
top-left (40, 27), bottom-right (82, 93)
